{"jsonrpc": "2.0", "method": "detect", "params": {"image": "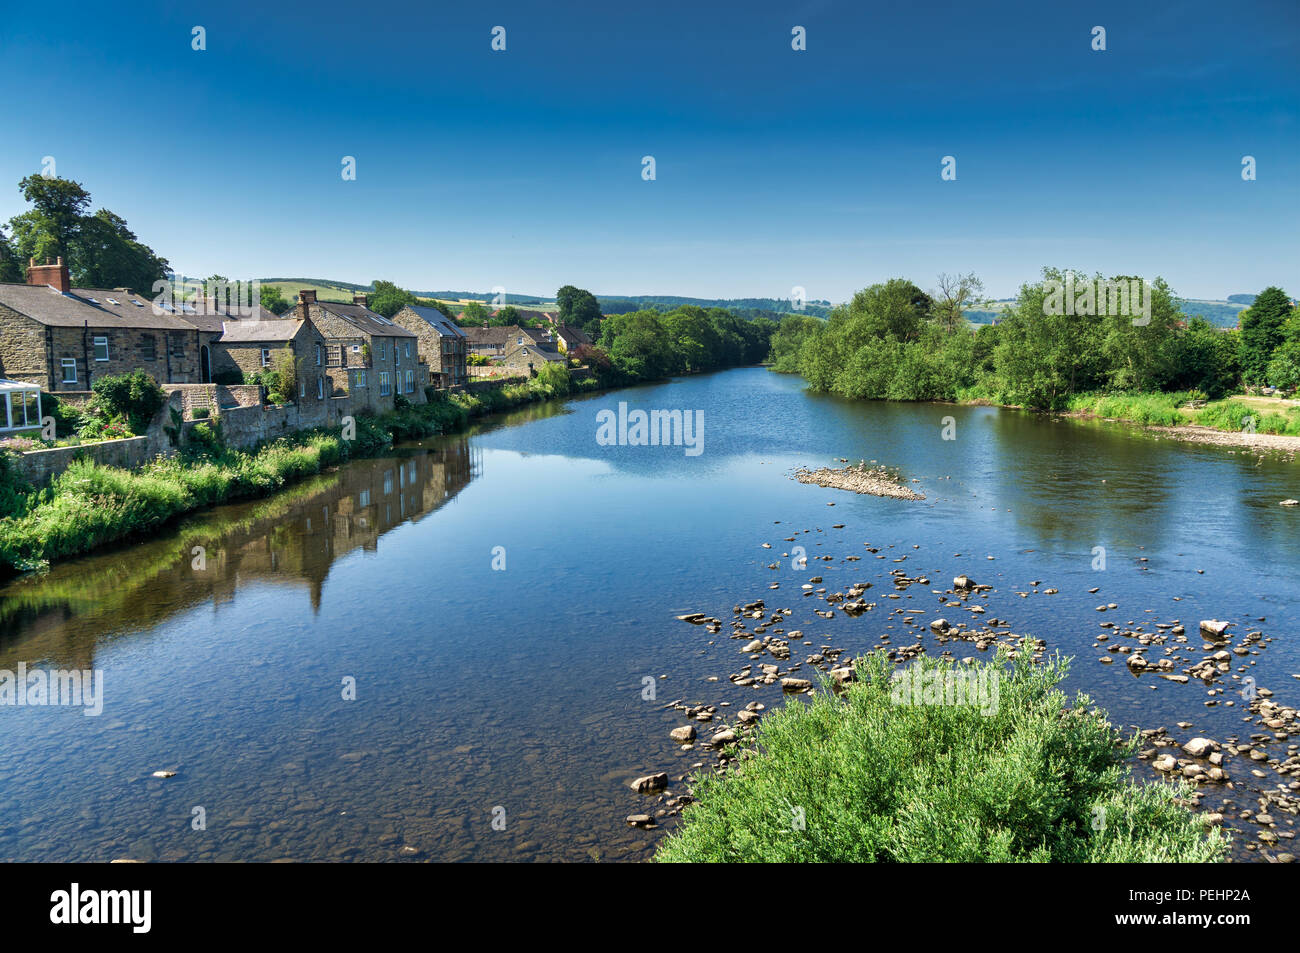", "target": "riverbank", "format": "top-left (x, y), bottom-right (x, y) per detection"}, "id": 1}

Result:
top-left (0, 367), bottom-right (602, 578)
